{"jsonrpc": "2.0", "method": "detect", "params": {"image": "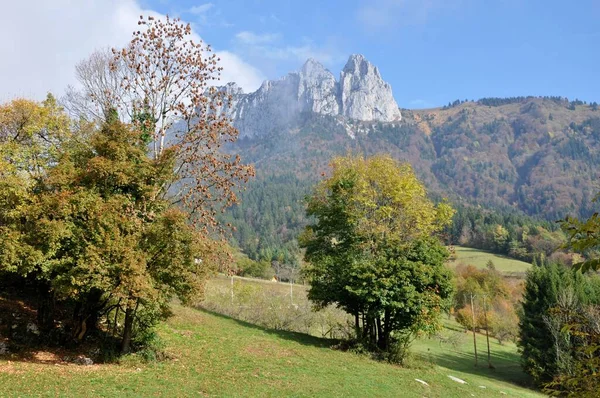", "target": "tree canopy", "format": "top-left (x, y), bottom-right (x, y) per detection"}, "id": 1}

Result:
top-left (0, 15), bottom-right (252, 354)
top-left (300, 154), bottom-right (454, 354)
